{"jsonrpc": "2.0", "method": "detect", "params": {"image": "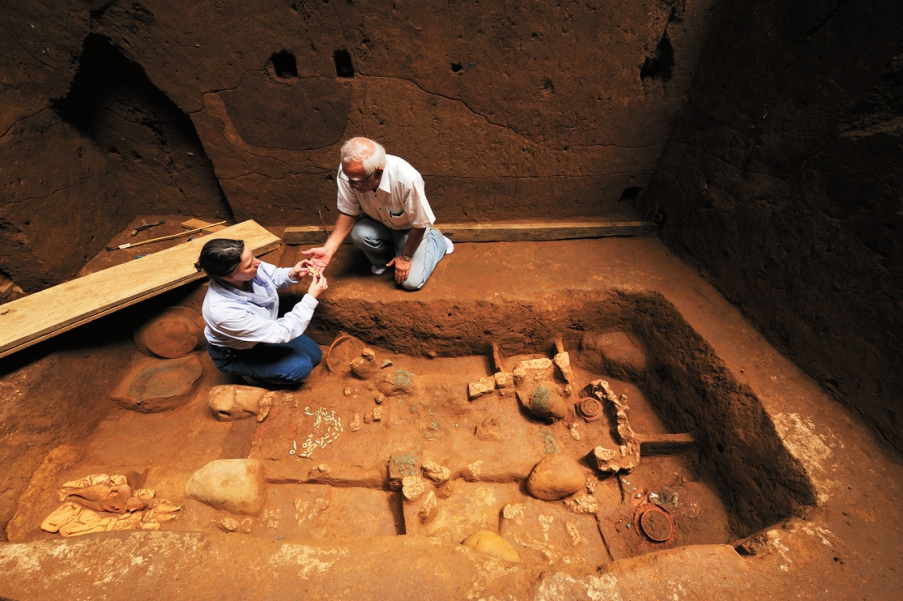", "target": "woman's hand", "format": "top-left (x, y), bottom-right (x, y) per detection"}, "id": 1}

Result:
top-left (288, 259), bottom-right (317, 281)
top-left (307, 273), bottom-right (328, 299)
